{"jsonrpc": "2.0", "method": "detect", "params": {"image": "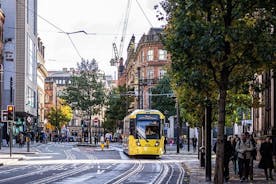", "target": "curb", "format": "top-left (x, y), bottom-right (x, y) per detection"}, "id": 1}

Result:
top-left (182, 162), bottom-right (191, 183)
top-left (76, 144), bottom-right (98, 147)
